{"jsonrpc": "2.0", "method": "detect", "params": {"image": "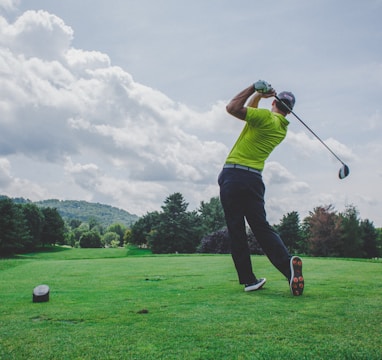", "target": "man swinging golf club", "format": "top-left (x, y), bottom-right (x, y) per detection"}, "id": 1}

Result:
top-left (218, 80), bottom-right (304, 295)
